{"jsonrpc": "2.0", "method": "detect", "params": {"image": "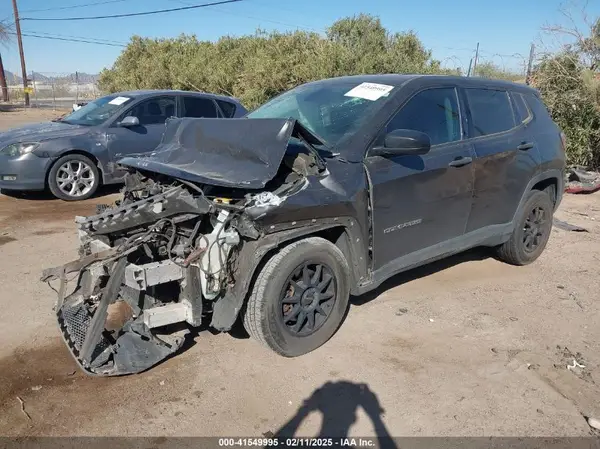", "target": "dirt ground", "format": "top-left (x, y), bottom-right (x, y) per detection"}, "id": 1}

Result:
top-left (0, 109), bottom-right (599, 438)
